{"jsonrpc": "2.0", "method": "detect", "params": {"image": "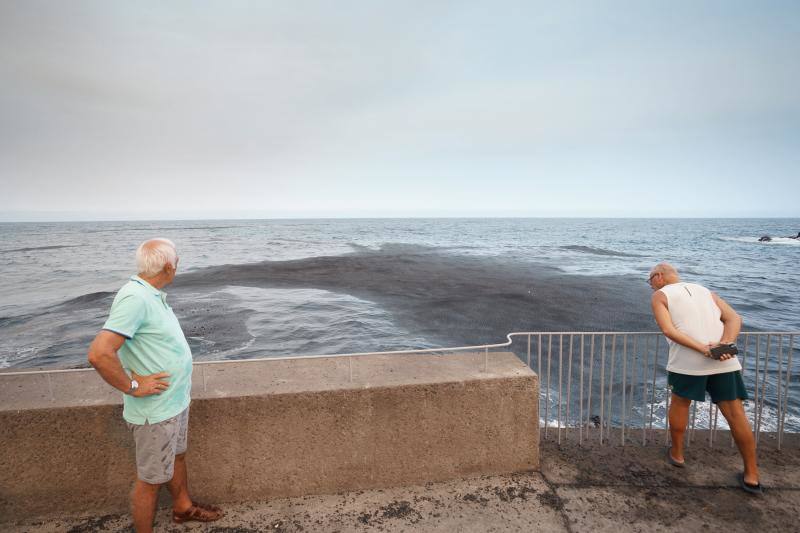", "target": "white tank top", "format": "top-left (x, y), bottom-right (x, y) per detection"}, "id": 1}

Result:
top-left (659, 282), bottom-right (742, 376)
